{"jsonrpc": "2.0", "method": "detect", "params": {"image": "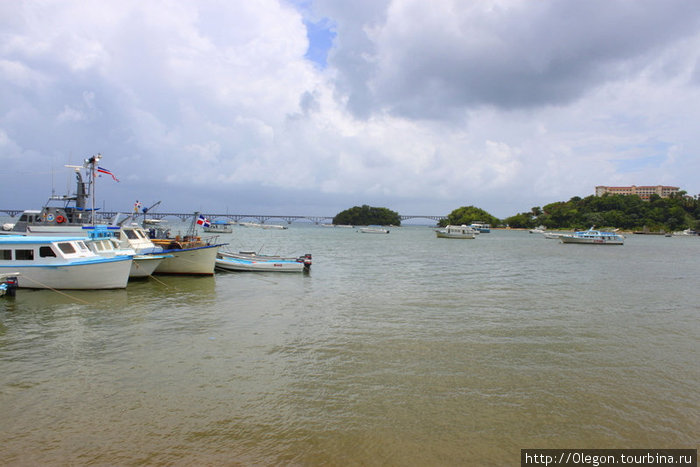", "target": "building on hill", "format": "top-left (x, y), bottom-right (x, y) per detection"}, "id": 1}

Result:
top-left (595, 185), bottom-right (679, 199)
